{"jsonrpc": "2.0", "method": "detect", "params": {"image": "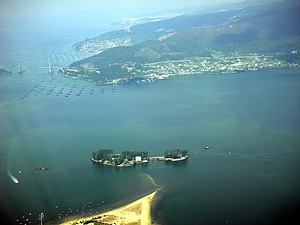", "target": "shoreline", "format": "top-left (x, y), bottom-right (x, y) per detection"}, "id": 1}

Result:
top-left (57, 190), bottom-right (159, 225)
